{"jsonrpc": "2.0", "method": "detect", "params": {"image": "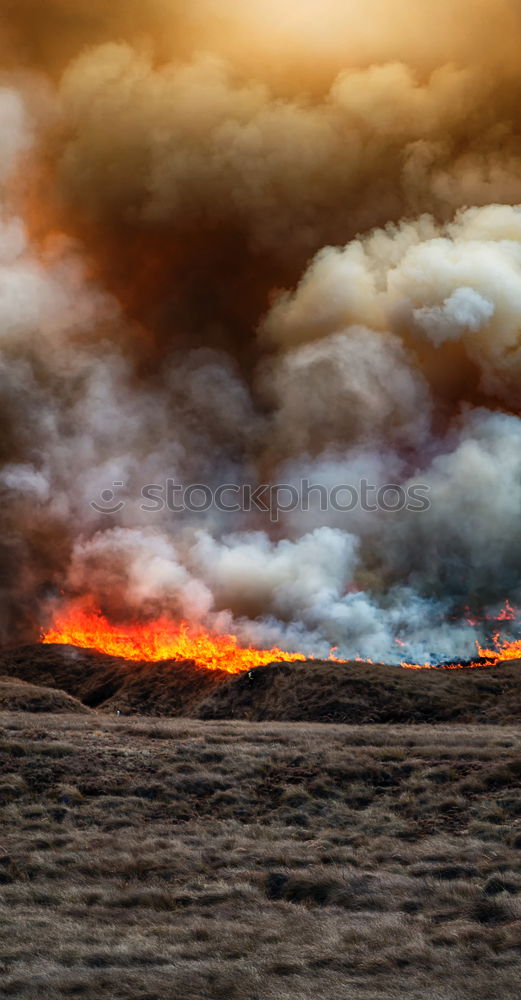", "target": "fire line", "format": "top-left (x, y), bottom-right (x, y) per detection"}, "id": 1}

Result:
top-left (42, 603), bottom-right (521, 673)
top-left (42, 603), bottom-right (307, 674)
